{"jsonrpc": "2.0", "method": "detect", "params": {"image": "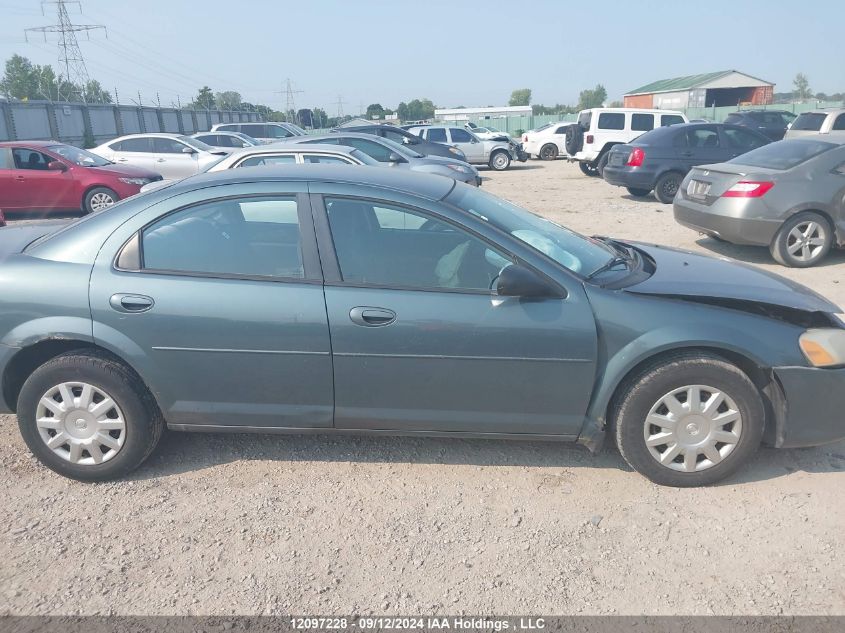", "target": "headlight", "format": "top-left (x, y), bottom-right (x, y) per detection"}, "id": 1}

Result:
top-left (446, 164), bottom-right (470, 174)
top-left (799, 328), bottom-right (845, 367)
top-left (119, 177), bottom-right (150, 185)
